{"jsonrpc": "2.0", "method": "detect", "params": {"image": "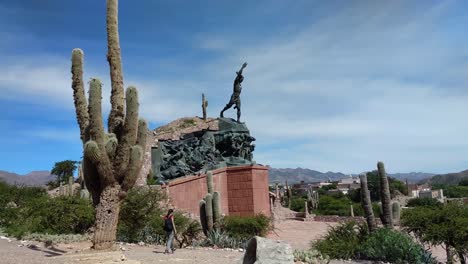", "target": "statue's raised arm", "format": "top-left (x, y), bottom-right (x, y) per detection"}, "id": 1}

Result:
top-left (237, 62), bottom-right (248, 76)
